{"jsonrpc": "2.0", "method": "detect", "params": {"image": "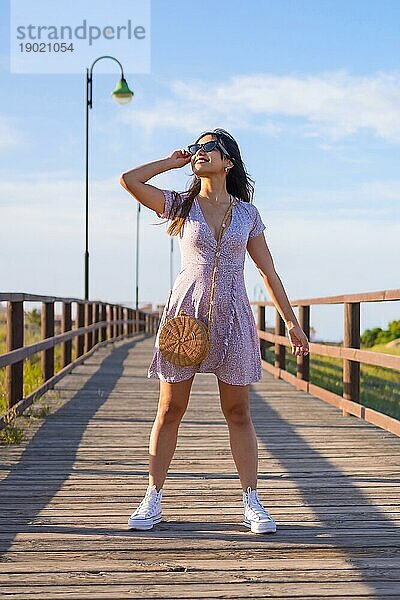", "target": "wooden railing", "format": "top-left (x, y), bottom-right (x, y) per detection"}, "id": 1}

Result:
top-left (0, 293), bottom-right (161, 428)
top-left (3, 289), bottom-right (398, 436)
top-left (252, 288), bottom-right (400, 436)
